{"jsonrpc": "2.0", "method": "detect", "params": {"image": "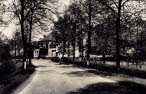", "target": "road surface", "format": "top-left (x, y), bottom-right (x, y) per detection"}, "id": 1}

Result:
top-left (11, 60), bottom-right (139, 94)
